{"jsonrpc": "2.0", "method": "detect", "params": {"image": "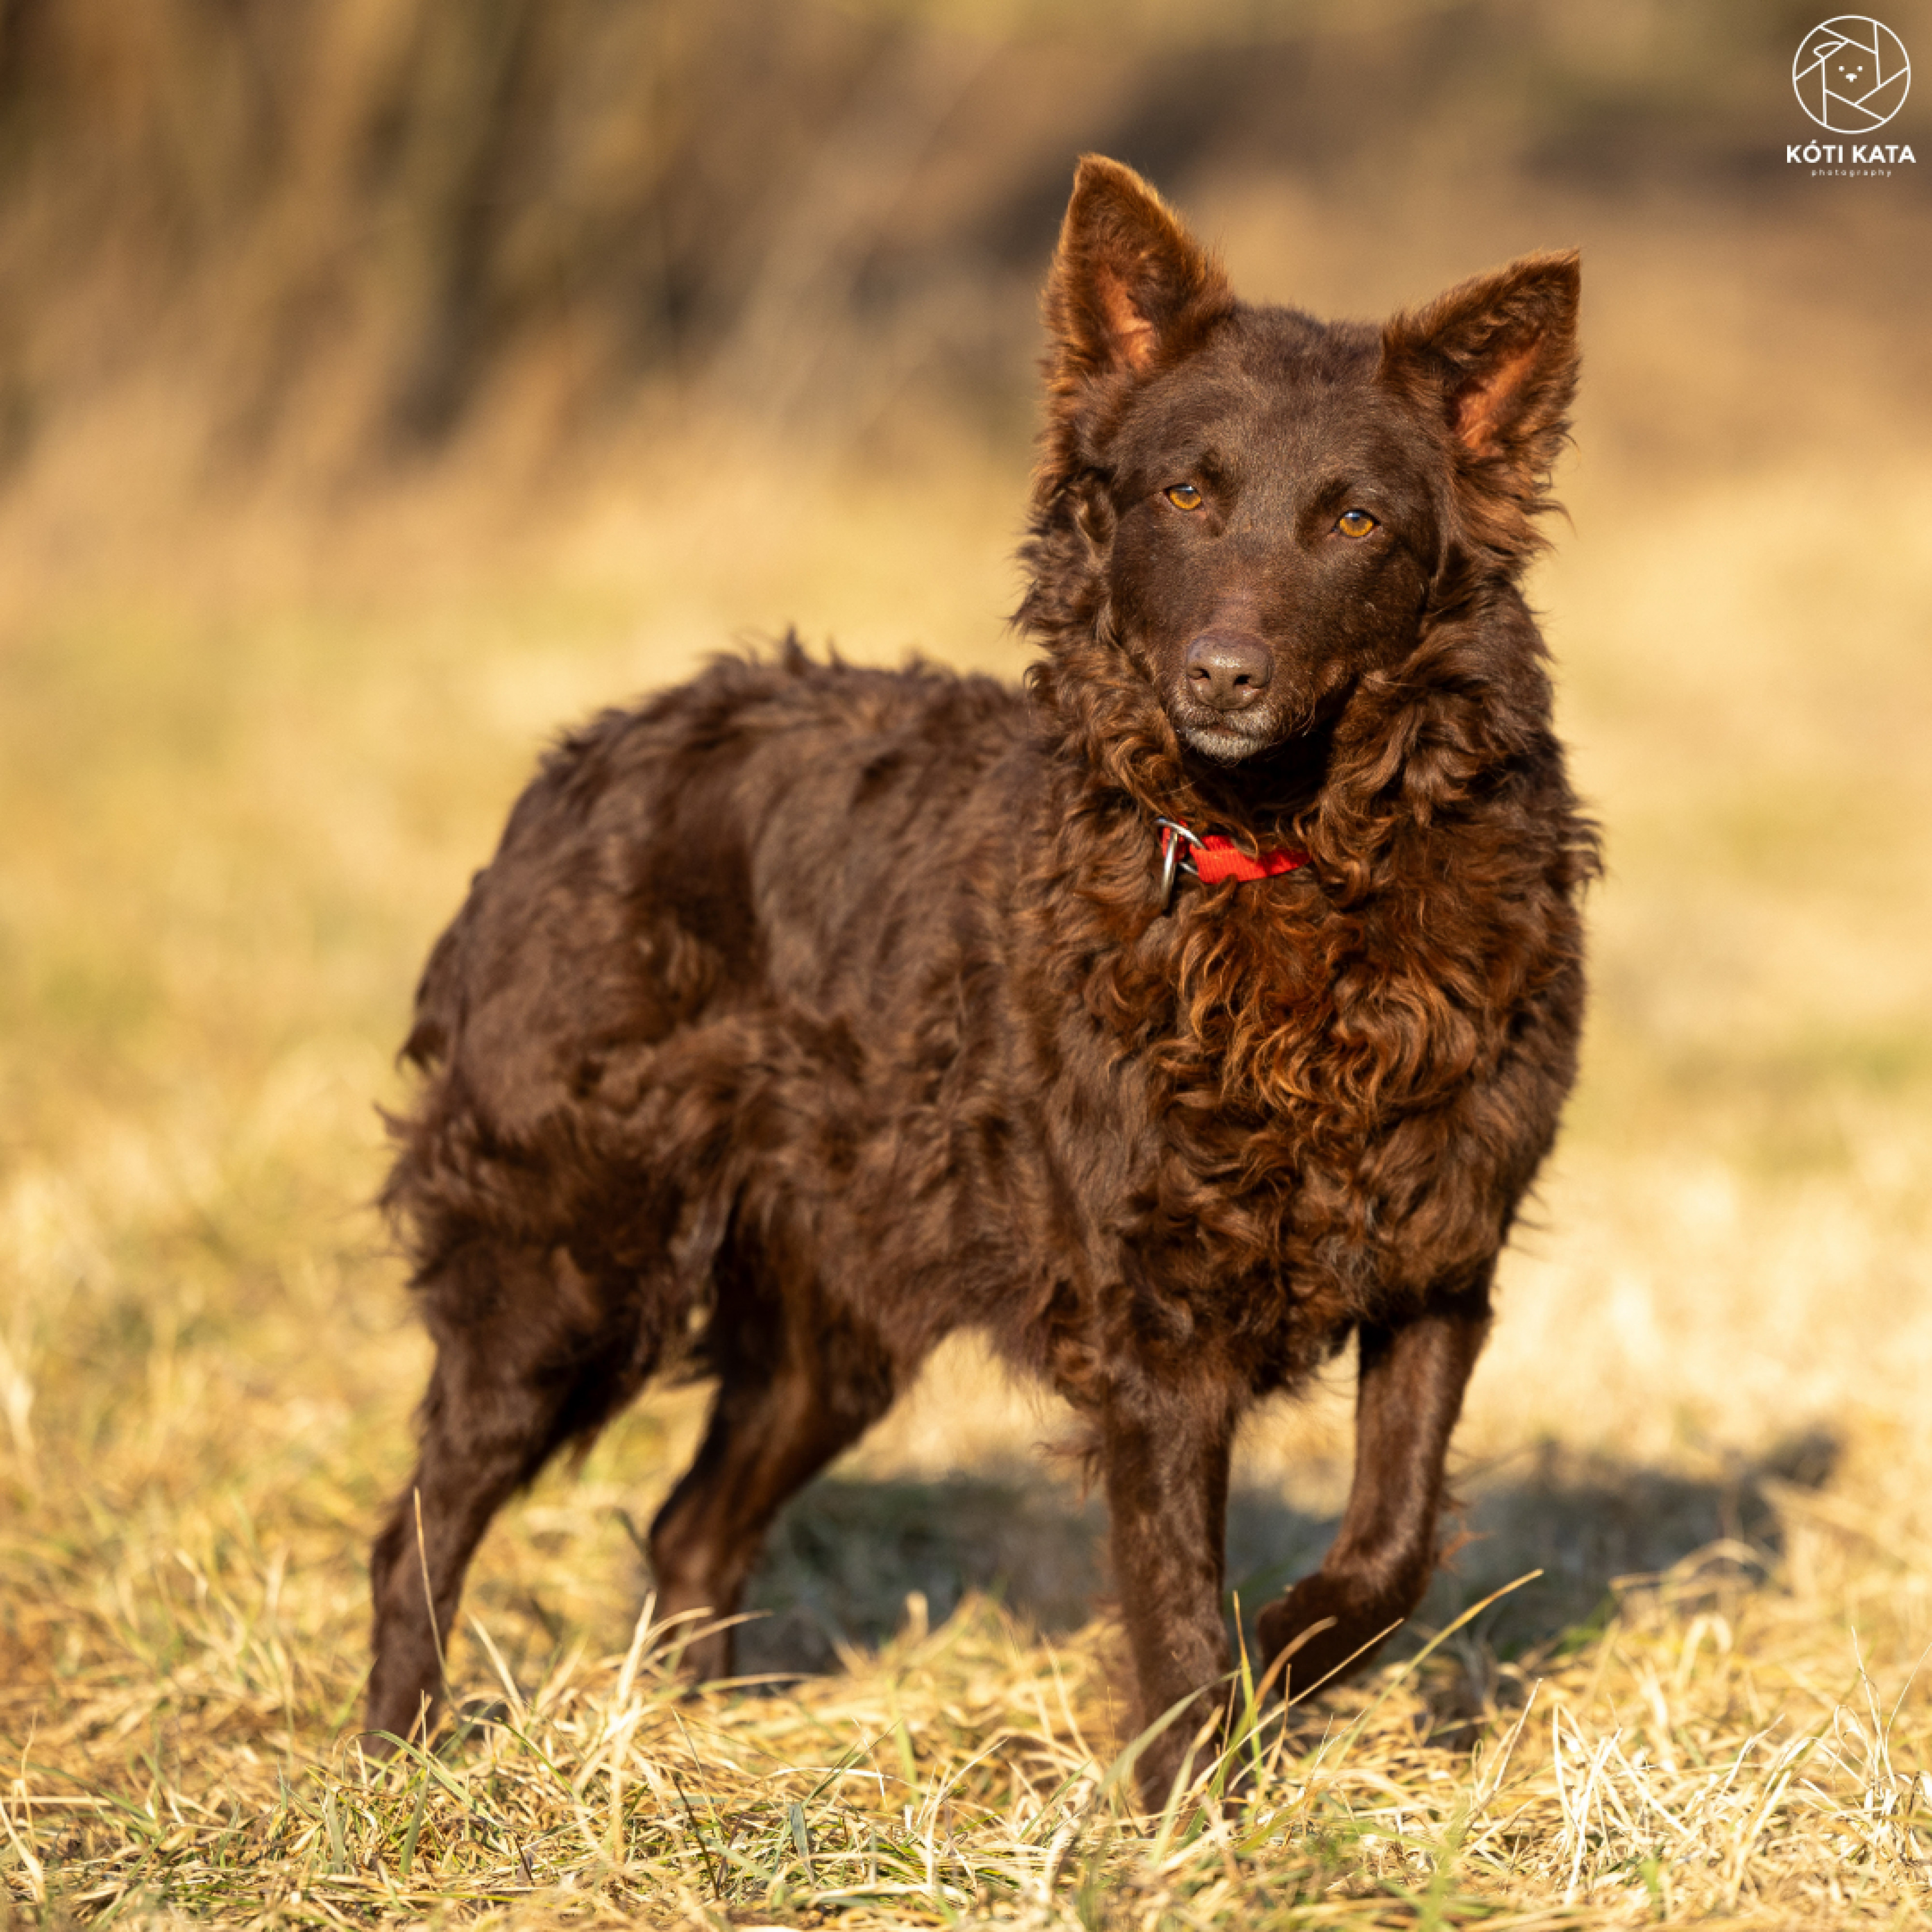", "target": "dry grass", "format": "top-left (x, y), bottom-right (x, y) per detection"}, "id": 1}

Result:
top-left (5, 189), bottom-right (1932, 1924)
top-left (12, 1540), bottom-right (1932, 1932)
top-left (11, 1374), bottom-right (1932, 1931)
